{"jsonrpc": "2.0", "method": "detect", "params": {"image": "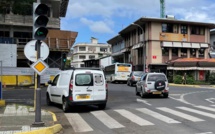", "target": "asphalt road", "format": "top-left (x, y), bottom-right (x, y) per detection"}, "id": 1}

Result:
top-left (2, 84), bottom-right (215, 134)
